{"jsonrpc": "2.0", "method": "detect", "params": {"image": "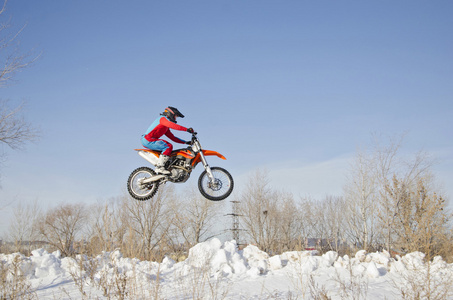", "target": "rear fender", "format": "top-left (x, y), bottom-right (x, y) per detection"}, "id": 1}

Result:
top-left (135, 149), bottom-right (159, 165)
top-left (191, 150), bottom-right (226, 167)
